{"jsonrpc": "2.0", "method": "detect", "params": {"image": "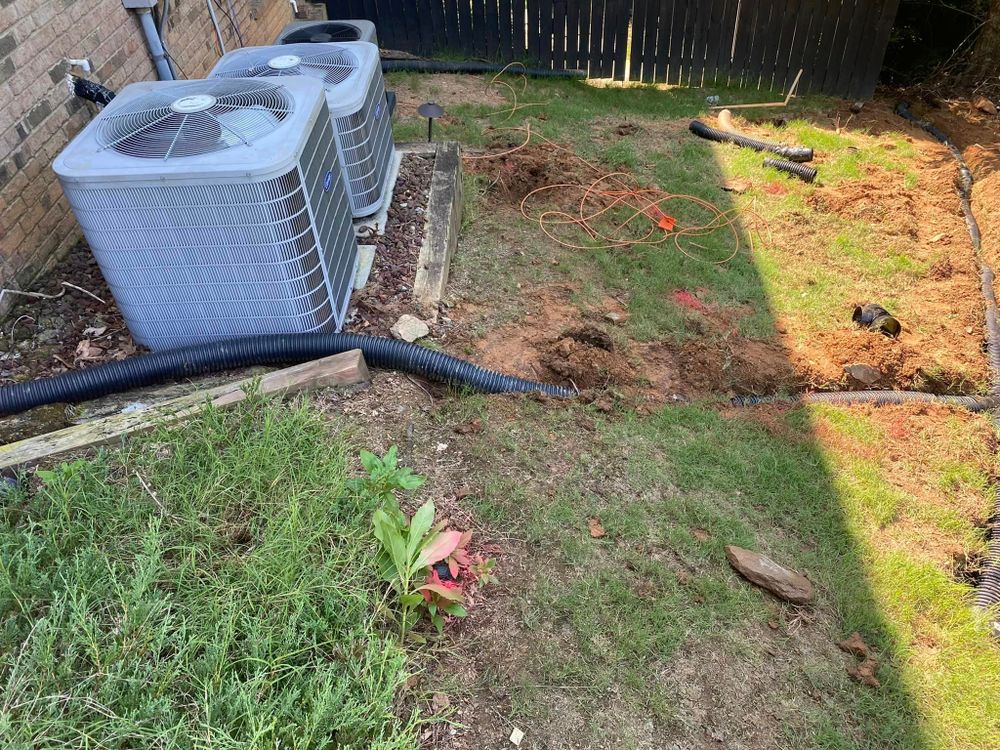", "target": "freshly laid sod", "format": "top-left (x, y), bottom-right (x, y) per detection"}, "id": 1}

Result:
top-left (0, 396), bottom-right (418, 749)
